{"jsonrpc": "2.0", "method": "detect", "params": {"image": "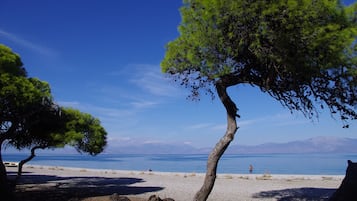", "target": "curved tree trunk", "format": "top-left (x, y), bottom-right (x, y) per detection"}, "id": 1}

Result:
top-left (193, 83), bottom-right (239, 201)
top-left (16, 145), bottom-right (44, 181)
